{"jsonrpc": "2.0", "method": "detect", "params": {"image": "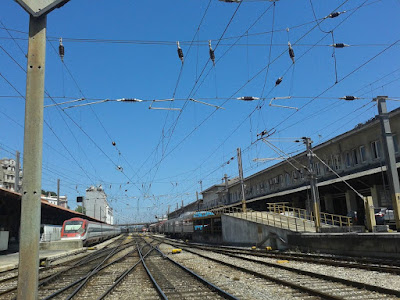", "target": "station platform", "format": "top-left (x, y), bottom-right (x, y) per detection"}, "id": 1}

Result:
top-left (0, 235), bottom-right (122, 272)
top-left (192, 211), bottom-right (400, 258)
